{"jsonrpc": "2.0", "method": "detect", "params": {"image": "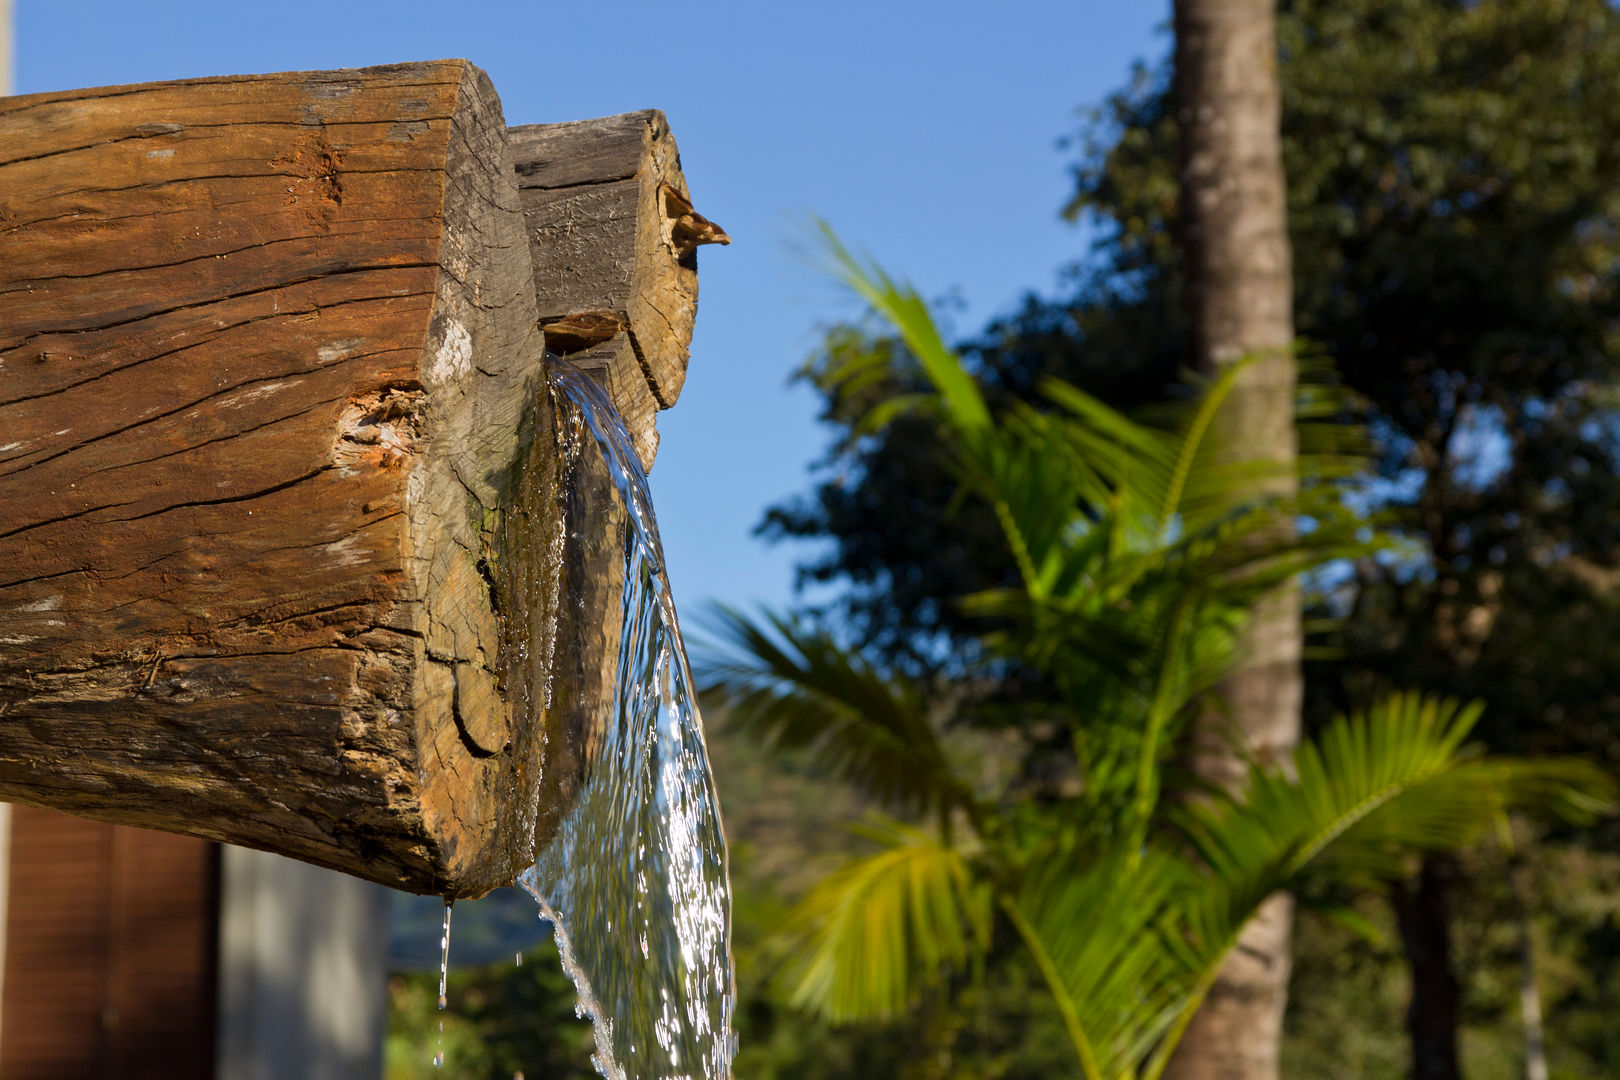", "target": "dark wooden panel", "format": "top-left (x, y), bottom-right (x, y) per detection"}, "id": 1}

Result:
top-left (1, 806), bottom-right (217, 1080)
